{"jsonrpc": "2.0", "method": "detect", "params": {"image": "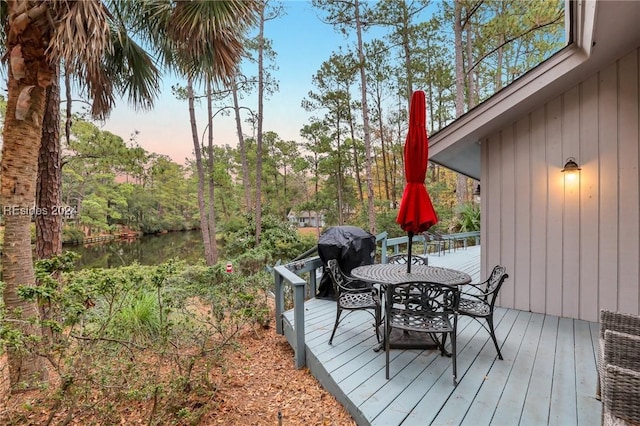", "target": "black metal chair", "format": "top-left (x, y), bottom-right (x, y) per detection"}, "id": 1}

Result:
top-left (384, 280), bottom-right (460, 384)
top-left (457, 265), bottom-right (509, 360)
top-left (424, 231), bottom-right (449, 255)
top-left (326, 259), bottom-right (381, 345)
top-left (387, 253), bottom-right (428, 266)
